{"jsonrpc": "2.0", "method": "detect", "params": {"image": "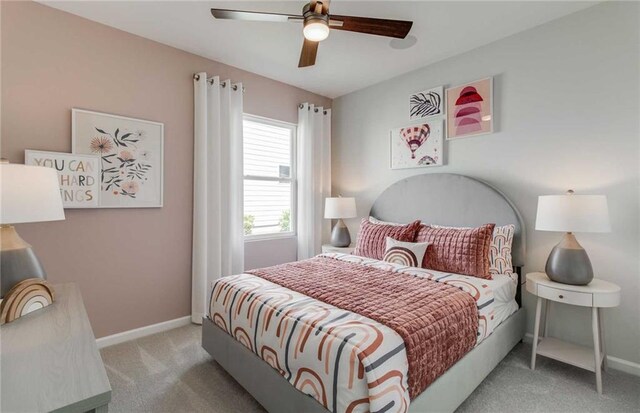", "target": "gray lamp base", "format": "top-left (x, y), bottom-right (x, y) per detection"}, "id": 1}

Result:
top-left (545, 232), bottom-right (593, 285)
top-left (330, 219), bottom-right (351, 247)
top-left (1, 225), bottom-right (47, 298)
